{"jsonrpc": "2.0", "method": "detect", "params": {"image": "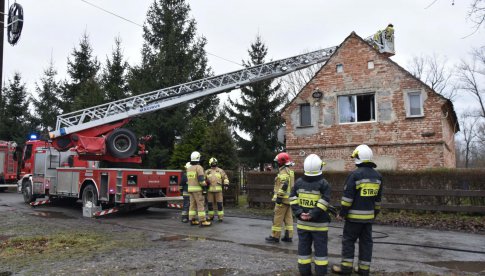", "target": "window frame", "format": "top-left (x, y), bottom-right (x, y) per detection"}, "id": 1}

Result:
top-left (338, 93), bottom-right (376, 124)
top-left (406, 91), bottom-right (424, 118)
top-left (299, 103), bottom-right (312, 127)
